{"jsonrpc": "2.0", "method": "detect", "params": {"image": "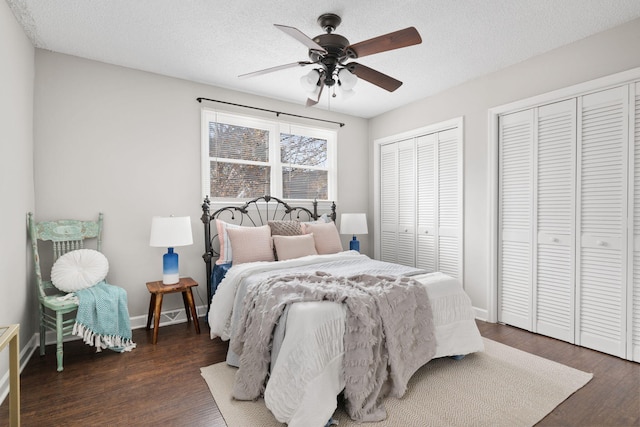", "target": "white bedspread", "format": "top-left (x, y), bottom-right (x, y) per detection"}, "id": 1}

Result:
top-left (208, 251), bottom-right (484, 427)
